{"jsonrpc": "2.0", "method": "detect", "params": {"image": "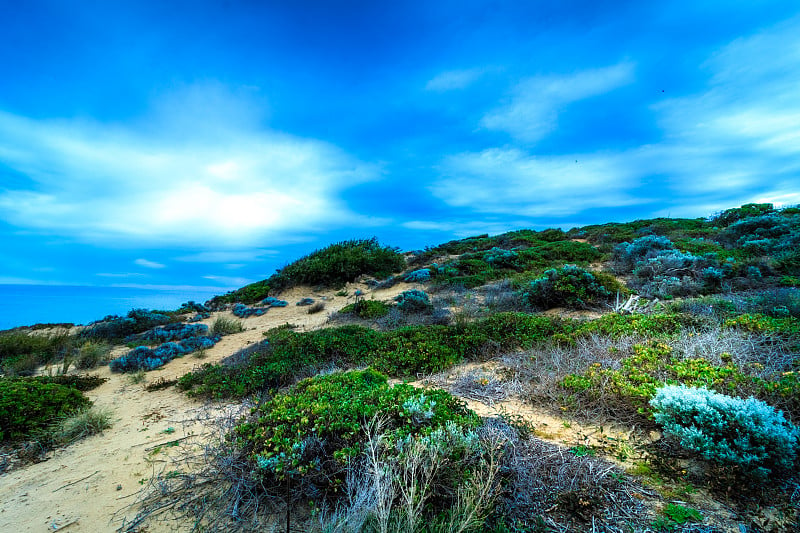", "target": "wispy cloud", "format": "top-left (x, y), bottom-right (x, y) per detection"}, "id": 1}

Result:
top-left (175, 249), bottom-right (278, 263)
top-left (202, 274), bottom-right (253, 287)
top-left (0, 84), bottom-right (378, 247)
top-left (425, 68), bottom-right (488, 91)
top-left (437, 18), bottom-right (800, 220)
top-left (480, 62), bottom-right (634, 142)
top-left (135, 258), bottom-right (165, 269)
top-left (435, 148), bottom-right (644, 217)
